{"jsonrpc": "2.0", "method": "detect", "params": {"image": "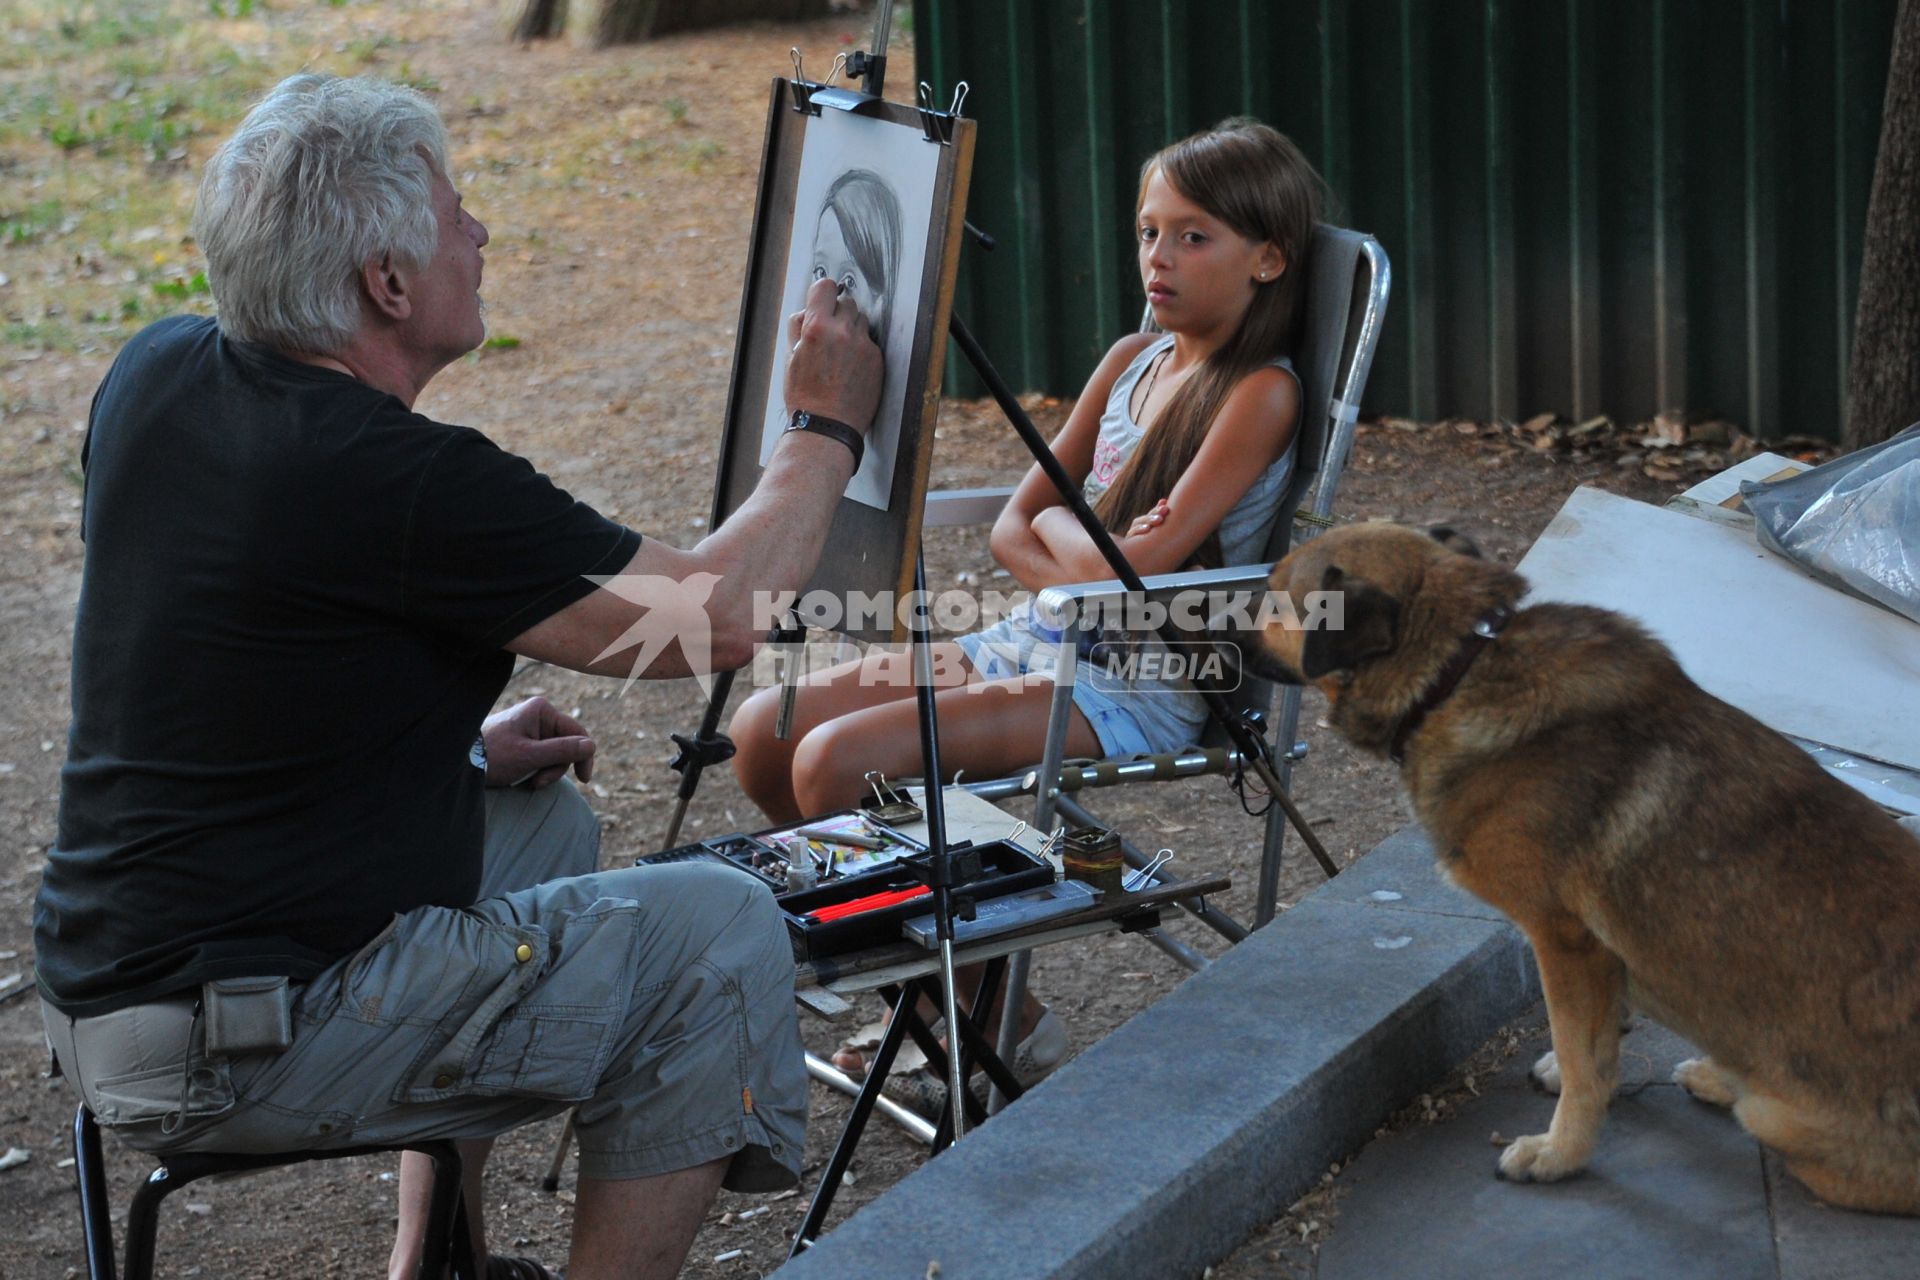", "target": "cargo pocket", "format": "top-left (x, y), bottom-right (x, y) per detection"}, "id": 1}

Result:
top-left (390, 901), bottom-right (640, 1105)
top-left (89, 1057), bottom-right (235, 1129)
top-left (361, 911), bottom-right (549, 1105)
top-left (465, 901), bottom-right (643, 1102)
